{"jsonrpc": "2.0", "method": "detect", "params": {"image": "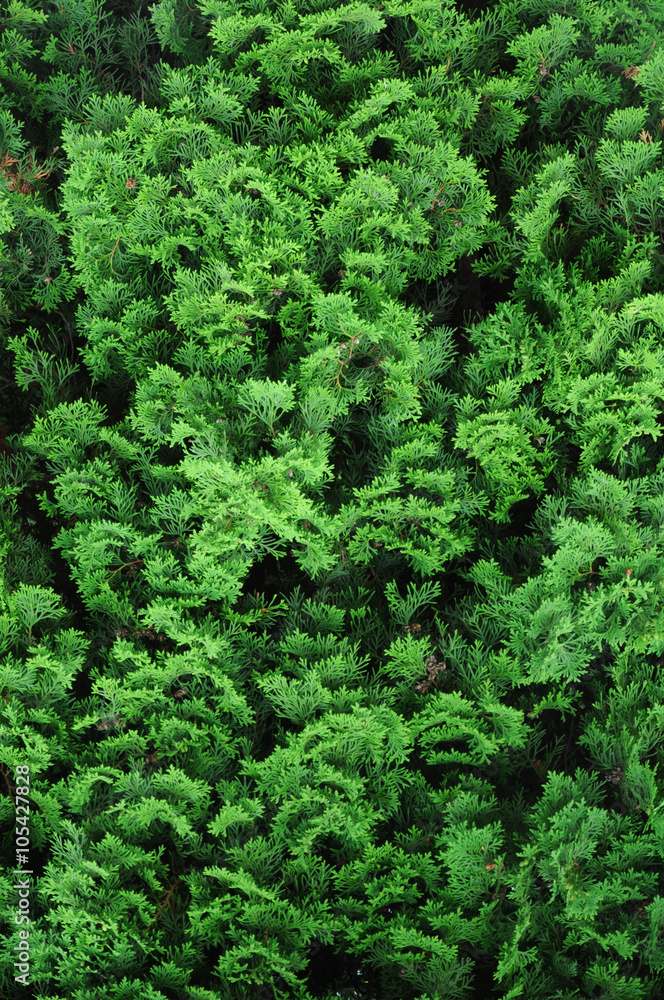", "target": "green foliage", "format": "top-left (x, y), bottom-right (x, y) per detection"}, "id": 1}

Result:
top-left (3, 0), bottom-right (664, 998)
